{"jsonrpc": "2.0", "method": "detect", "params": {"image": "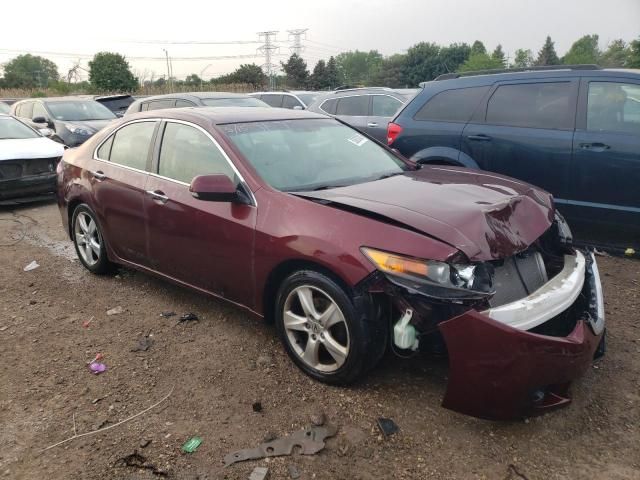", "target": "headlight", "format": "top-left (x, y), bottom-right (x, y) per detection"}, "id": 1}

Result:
top-left (64, 124), bottom-right (93, 136)
top-left (360, 247), bottom-right (493, 298)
